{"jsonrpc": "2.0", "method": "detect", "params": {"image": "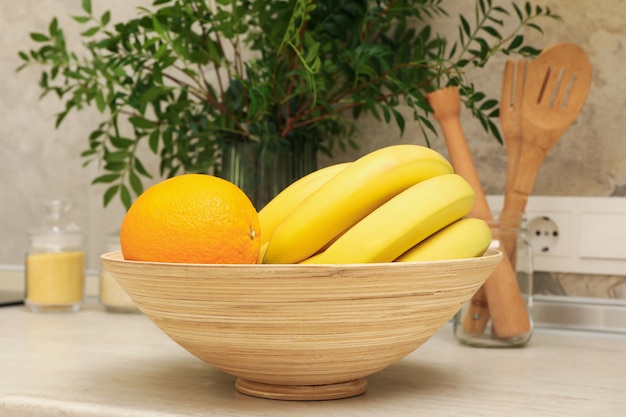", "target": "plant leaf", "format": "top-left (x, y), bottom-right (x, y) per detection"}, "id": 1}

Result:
top-left (129, 116), bottom-right (158, 129)
top-left (120, 184), bottom-right (132, 209)
top-left (72, 15), bottom-right (91, 24)
top-left (101, 11), bottom-right (111, 26)
top-left (82, 0), bottom-right (92, 15)
top-left (103, 184), bottom-right (119, 207)
top-left (128, 170), bottom-right (143, 196)
top-left (30, 33), bottom-right (49, 42)
top-left (92, 174), bottom-right (120, 184)
top-left (81, 26), bottom-right (100, 37)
